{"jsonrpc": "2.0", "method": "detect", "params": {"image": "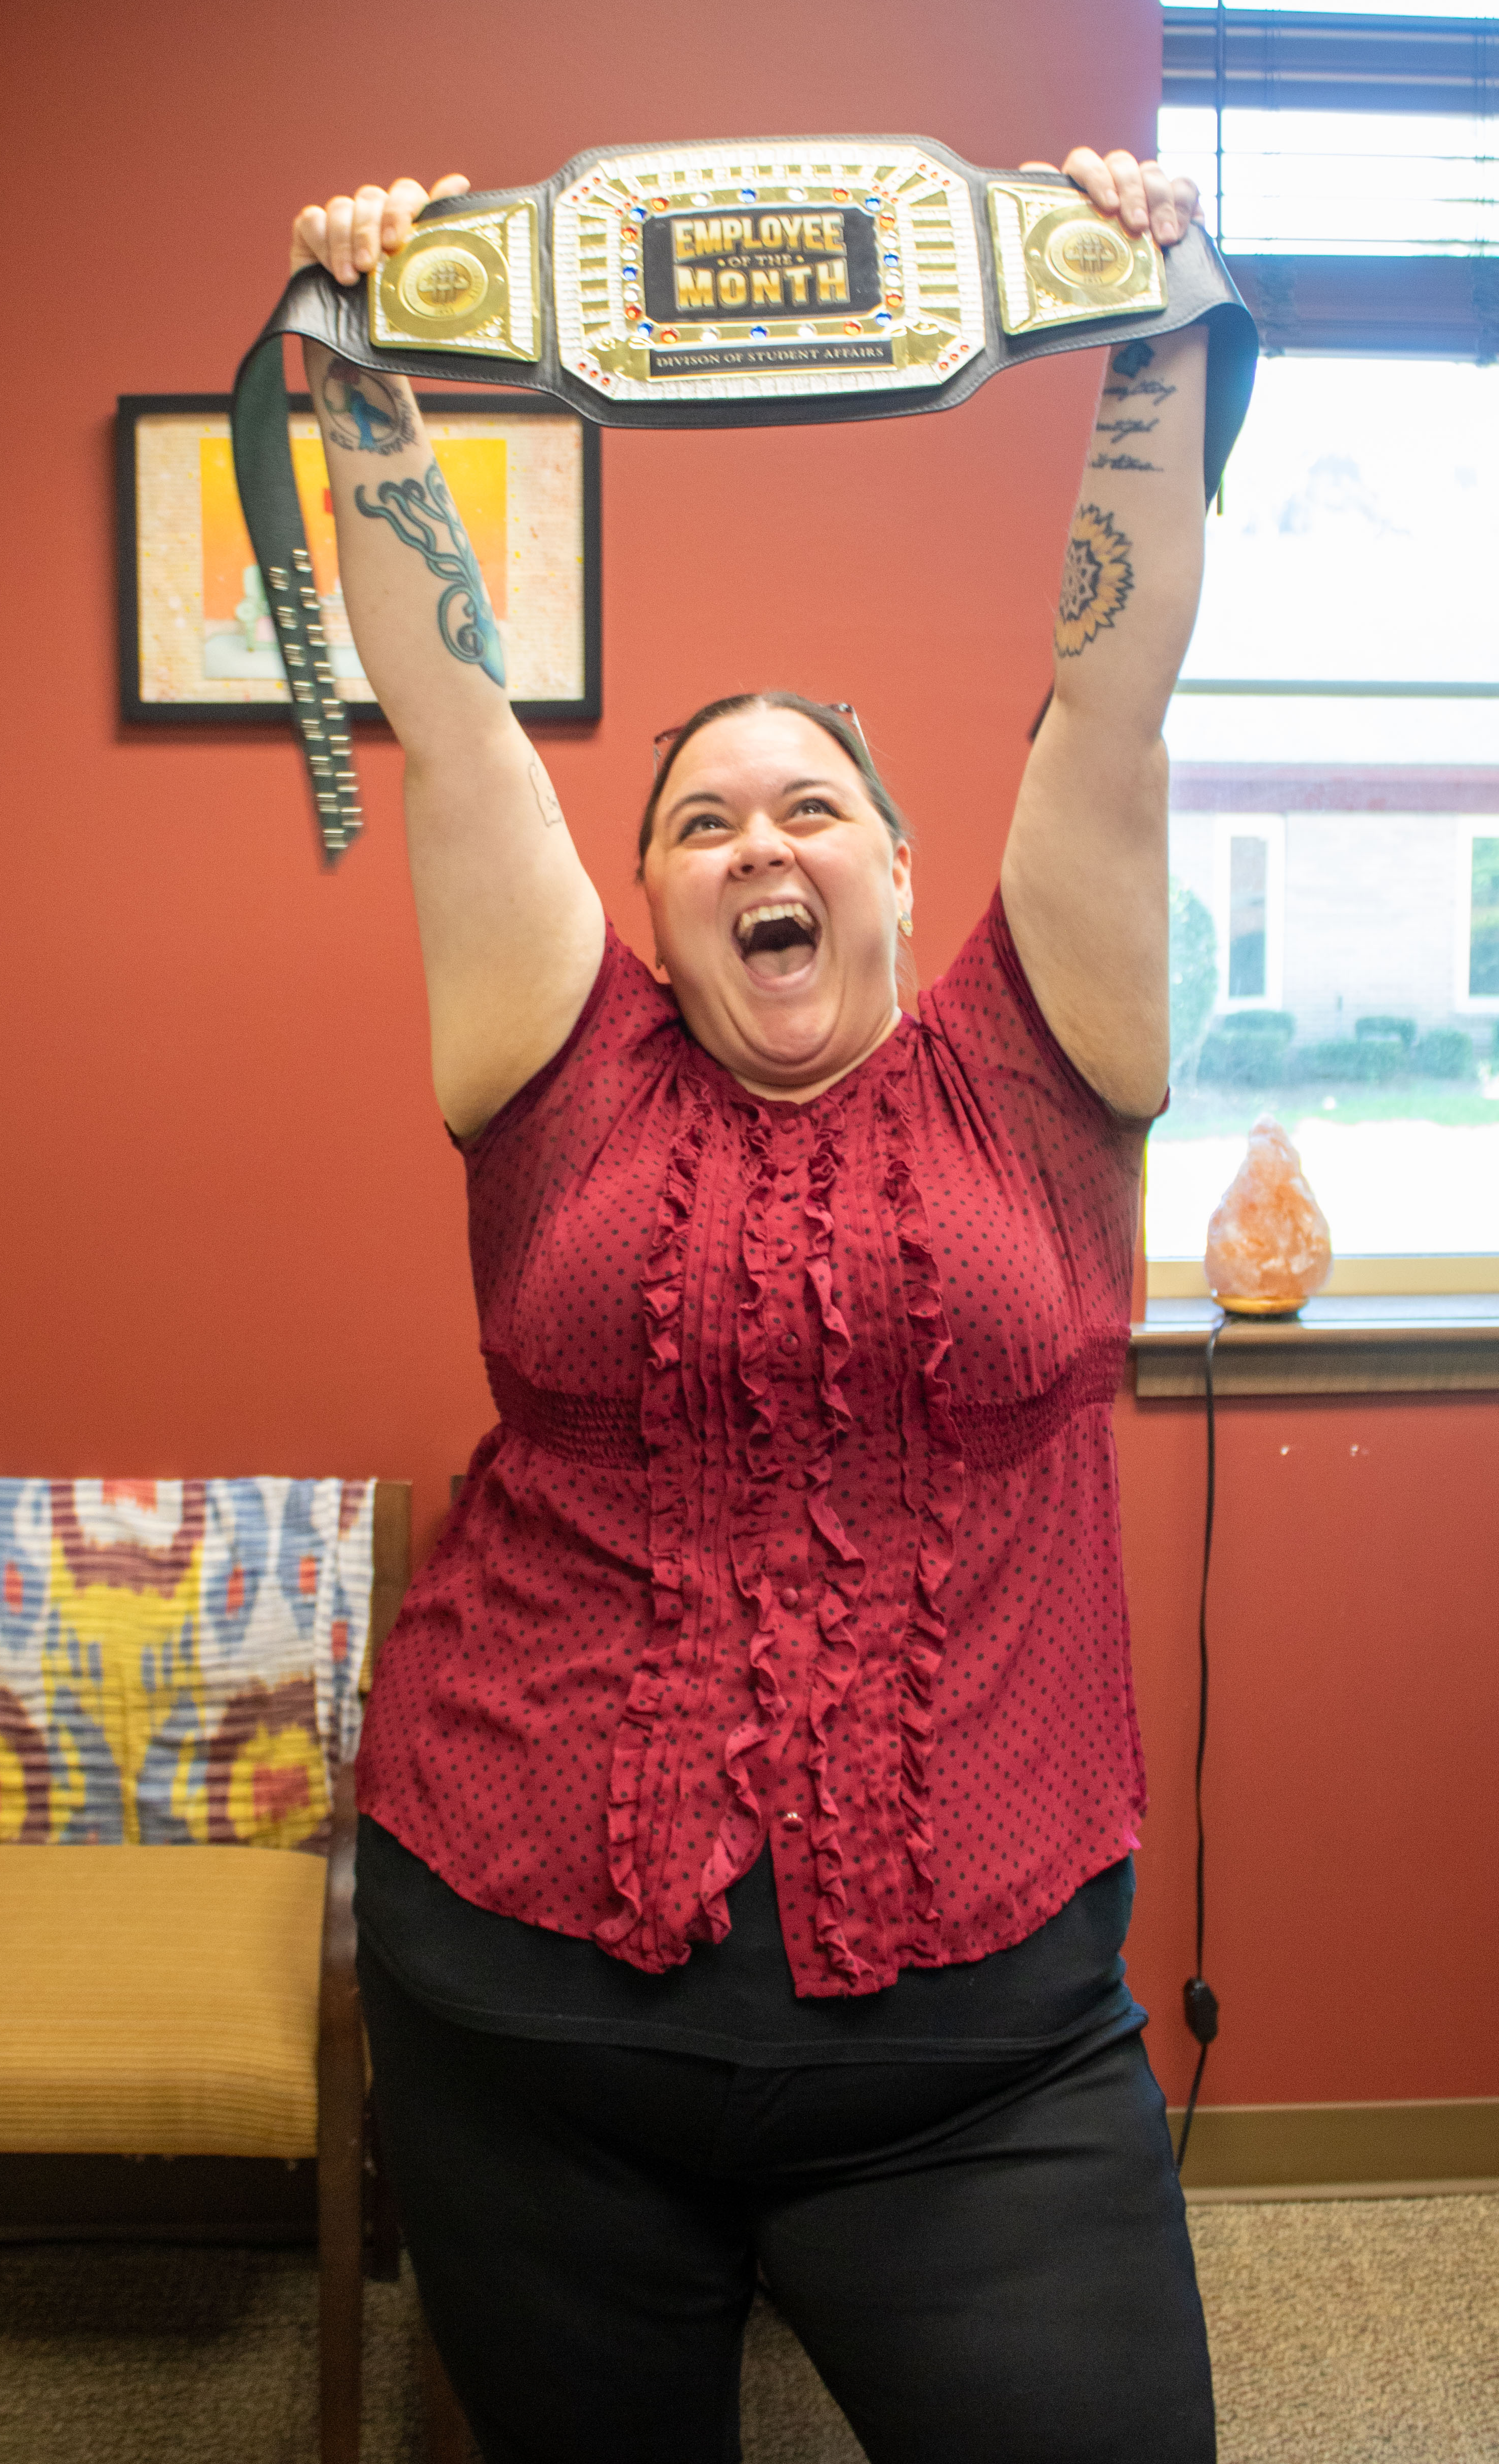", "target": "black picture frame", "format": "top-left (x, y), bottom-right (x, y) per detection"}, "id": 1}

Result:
top-left (116, 392), bottom-right (601, 727)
